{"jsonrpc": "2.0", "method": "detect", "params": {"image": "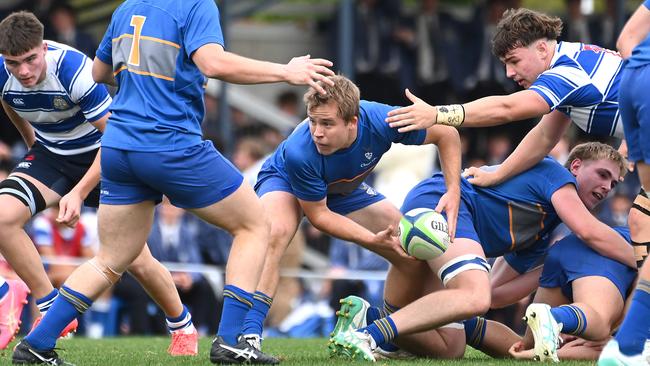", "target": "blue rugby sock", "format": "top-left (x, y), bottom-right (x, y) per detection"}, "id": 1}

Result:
top-left (26, 286), bottom-right (91, 350)
top-left (550, 305), bottom-right (587, 335)
top-left (366, 306), bottom-right (382, 325)
top-left (241, 291), bottom-right (272, 336)
top-left (166, 305), bottom-right (193, 333)
top-left (35, 289), bottom-right (59, 314)
top-left (463, 316), bottom-right (487, 348)
top-left (217, 285), bottom-right (253, 345)
top-left (361, 316), bottom-right (398, 348)
top-left (615, 279), bottom-right (650, 356)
